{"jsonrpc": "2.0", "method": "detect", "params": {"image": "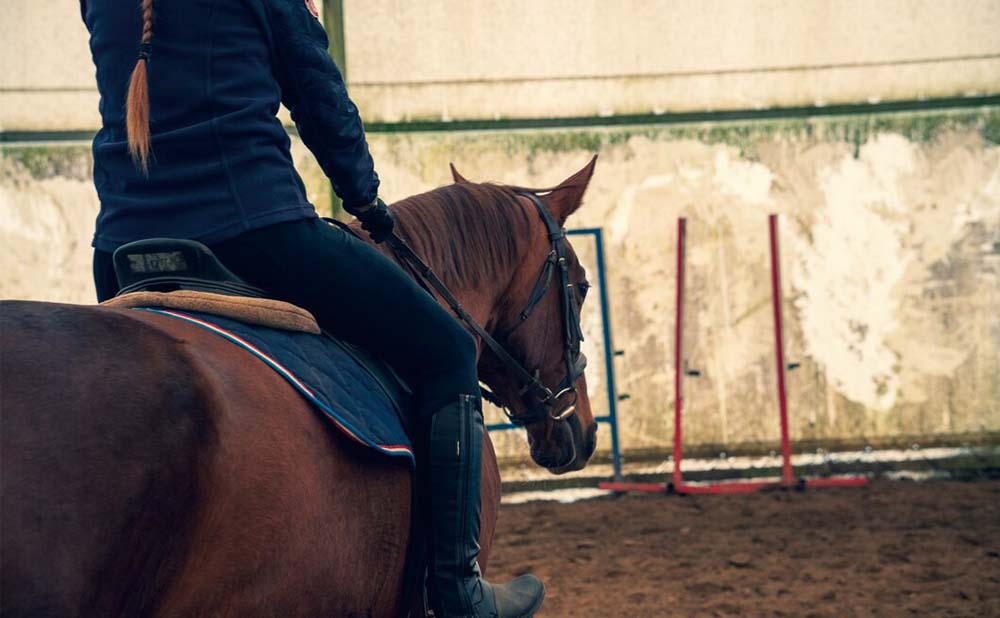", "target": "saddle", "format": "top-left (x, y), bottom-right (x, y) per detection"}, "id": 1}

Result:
top-left (102, 238), bottom-right (412, 425)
